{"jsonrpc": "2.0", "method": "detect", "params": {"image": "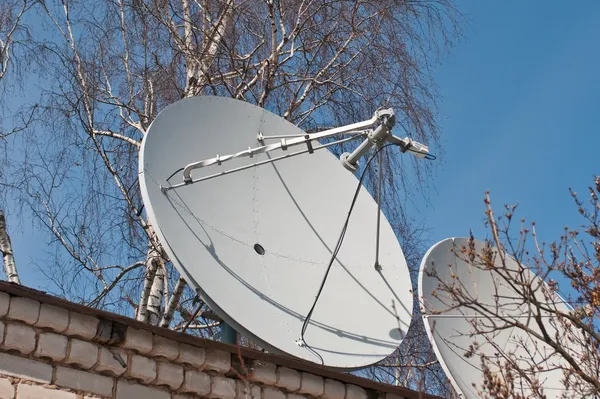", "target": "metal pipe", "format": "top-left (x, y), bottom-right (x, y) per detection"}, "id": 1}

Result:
top-left (163, 136), bottom-right (361, 192)
top-left (343, 137), bottom-right (375, 168)
top-left (374, 148), bottom-right (383, 271)
top-left (258, 130), bottom-right (366, 141)
top-left (182, 114), bottom-right (380, 182)
top-left (218, 322), bottom-right (238, 344)
top-left (340, 122), bottom-right (391, 172)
